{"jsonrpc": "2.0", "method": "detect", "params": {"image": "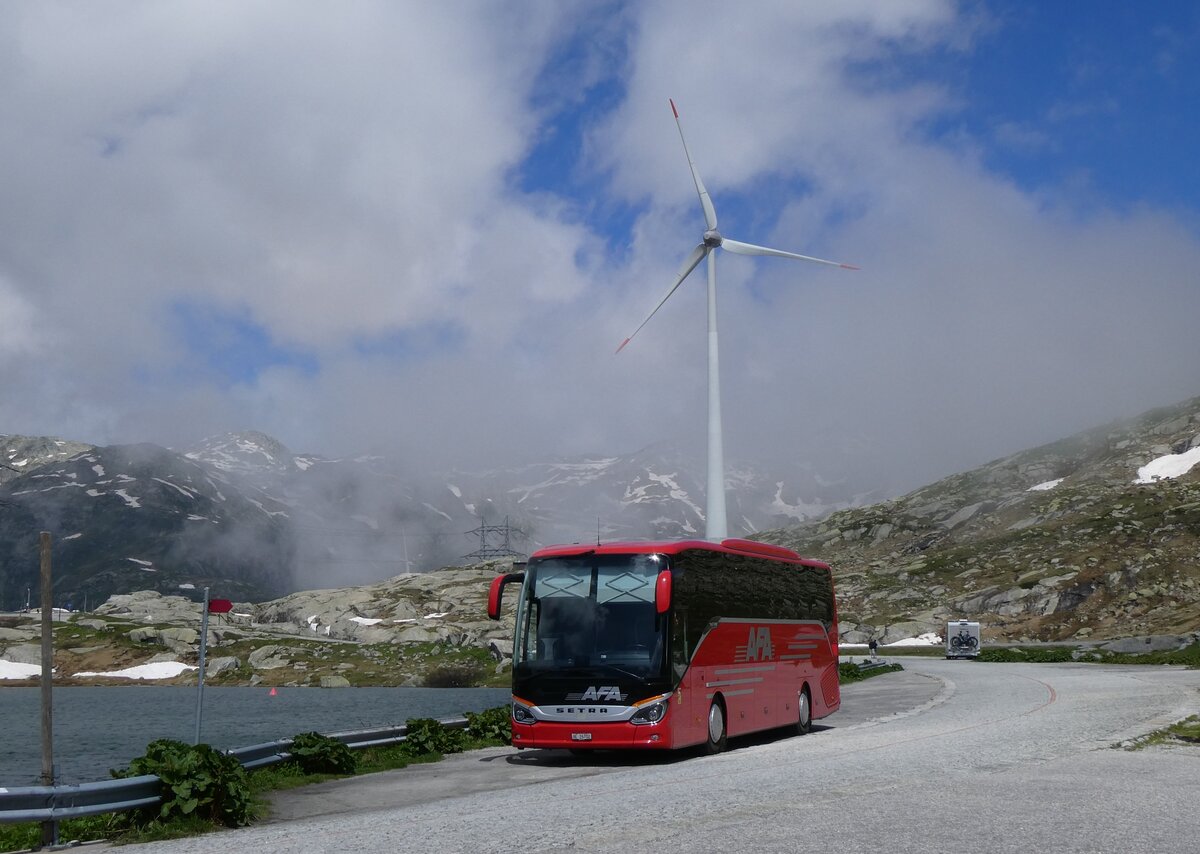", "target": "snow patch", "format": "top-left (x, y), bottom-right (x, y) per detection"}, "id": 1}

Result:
top-left (1028, 478), bottom-right (1064, 491)
top-left (77, 661), bottom-right (196, 680)
top-left (0, 660), bottom-right (45, 680)
top-left (883, 633), bottom-right (943, 647)
top-left (247, 498), bottom-right (288, 517)
top-left (350, 616), bottom-right (383, 626)
top-left (508, 459), bottom-right (619, 503)
top-left (623, 470), bottom-right (703, 518)
top-left (770, 481), bottom-right (828, 520)
top-left (113, 489), bottom-right (142, 508)
top-left (153, 477), bottom-right (198, 499)
top-left (1135, 447), bottom-right (1200, 484)
top-left (12, 482), bottom-right (85, 495)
